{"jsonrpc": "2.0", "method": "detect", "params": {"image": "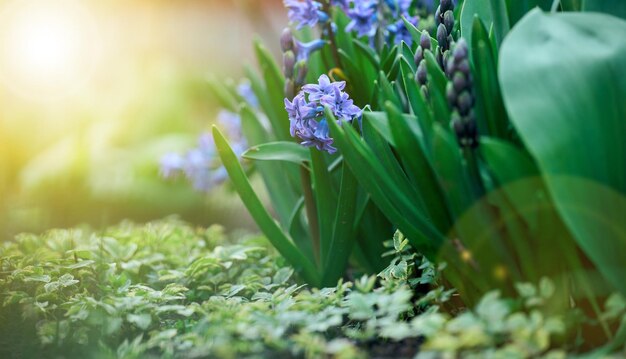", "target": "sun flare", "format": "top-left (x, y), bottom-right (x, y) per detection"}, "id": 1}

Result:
top-left (0, 0), bottom-right (99, 101)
